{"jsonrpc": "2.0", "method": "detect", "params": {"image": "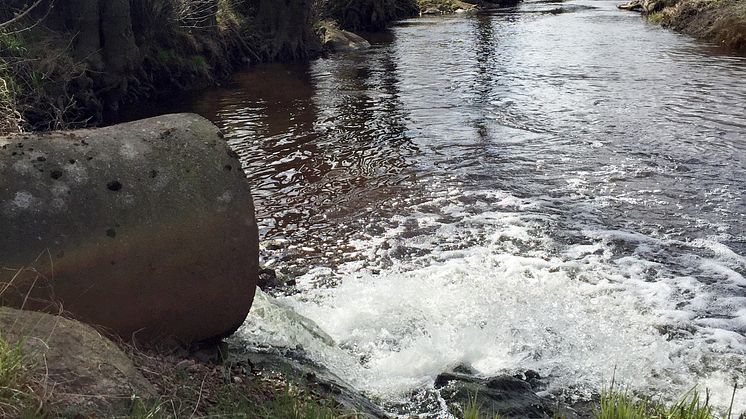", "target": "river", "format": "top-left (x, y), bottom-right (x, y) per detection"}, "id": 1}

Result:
top-left (137, 0), bottom-right (746, 415)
